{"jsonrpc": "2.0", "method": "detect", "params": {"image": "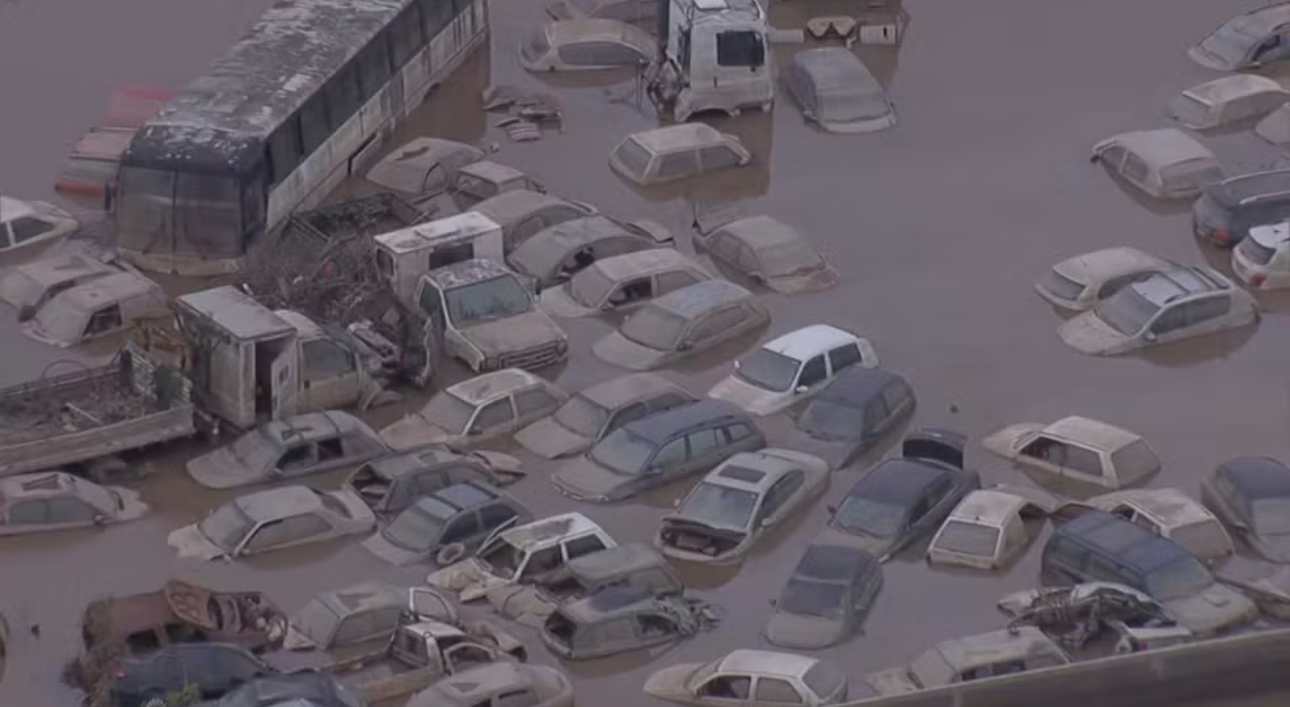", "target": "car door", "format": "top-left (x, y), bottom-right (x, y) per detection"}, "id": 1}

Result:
top-left (656, 269), bottom-right (703, 298)
top-left (752, 676), bottom-right (807, 706)
top-left (274, 442), bottom-right (320, 478)
top-left (684, 306), bottom-right (750, 352)
top-left (792, 354), bottom-right (829, 401)
top-left (513, 386), bottom-right (560, 428)
top-left (1144, 302), bottom-right (1191, 345)
top-left (209, 645), bottom-right (266, 693)
top-left (1251, 32), bottom-right (1290, 67)
top-left (694, 673), bottom-right (753, 703)
top-left (300, 338), bottom-right (362, 411)
top-left (1177, 294), bottom-right (1235, 338)
top-left (237, 513), bottom-right (332, 556)
top-left (1108, 502), bottom-right (1164, 537)
top-left (438, 511), bottom-right (483, 554)
top-left (604, 401), bottom-right (651, 439)
top-left (82, 303), bottom-right (125, 342)
top-left (467, 398), bottom-right (517, 439)
top-left (639, 436), bottom-right (689, 493)
top-left (698, 144), bottom-right (744, 173)
top-left (704, 231), bottom-right (741, 267)
top-left (683, 426), bottom-right (728, 477)
top-left (756, 470), bottom-right (805, 535)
